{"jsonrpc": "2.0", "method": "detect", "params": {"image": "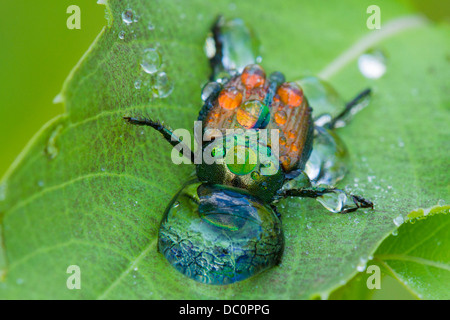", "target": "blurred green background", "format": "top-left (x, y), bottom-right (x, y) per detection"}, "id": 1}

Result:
top-left (1, 0), bottom-right (447, 300)
top-left (0, 0), bottom-right (104, 177)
